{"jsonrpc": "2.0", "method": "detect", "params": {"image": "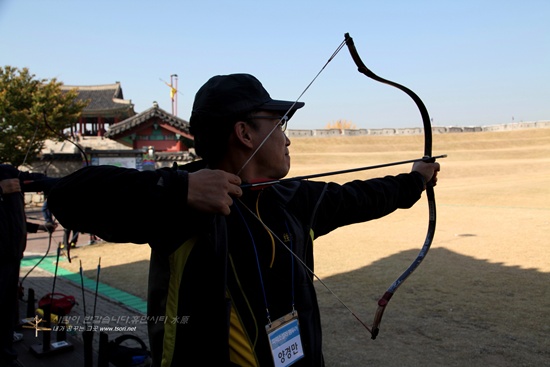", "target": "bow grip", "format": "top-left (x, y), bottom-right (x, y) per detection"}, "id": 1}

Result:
top-left (422, 154), bottom-right (445, 187)
top-left (422, 155), bottom-right (436, 163)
